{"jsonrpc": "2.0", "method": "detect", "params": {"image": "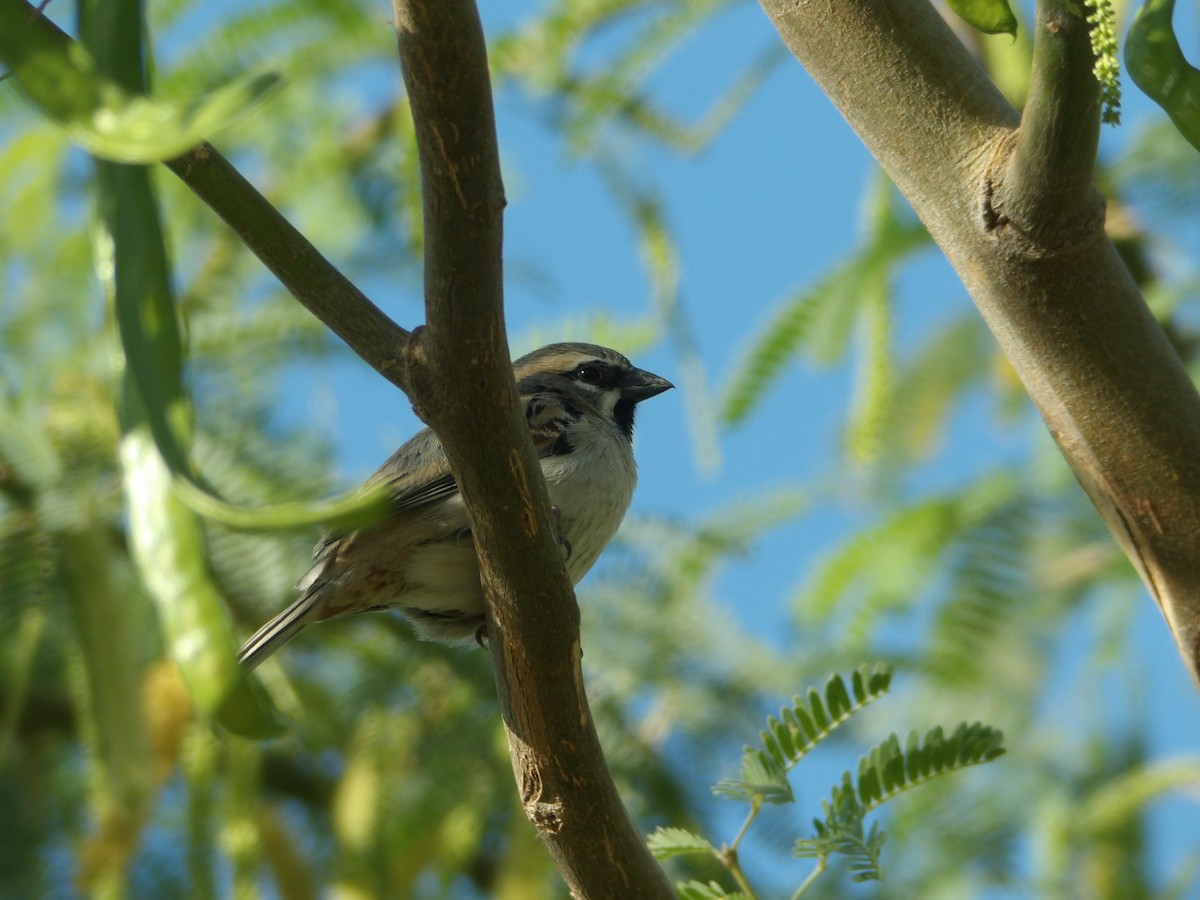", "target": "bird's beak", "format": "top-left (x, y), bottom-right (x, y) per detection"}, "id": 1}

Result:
top-left (621, 368), bottom-right (674, 402)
